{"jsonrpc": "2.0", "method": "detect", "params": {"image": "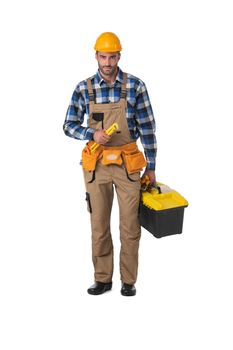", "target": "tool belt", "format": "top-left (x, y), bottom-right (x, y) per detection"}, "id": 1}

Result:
top-left (82, 141), bottom-right (147, 174)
